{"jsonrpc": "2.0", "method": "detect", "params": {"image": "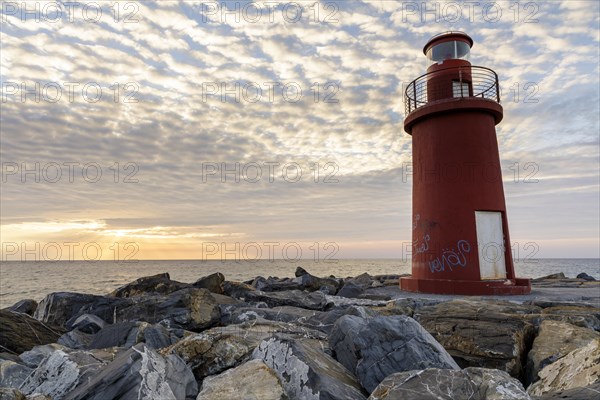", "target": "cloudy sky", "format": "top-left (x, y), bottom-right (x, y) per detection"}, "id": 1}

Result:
top-left (1, 0), bottom-right (598, 260)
